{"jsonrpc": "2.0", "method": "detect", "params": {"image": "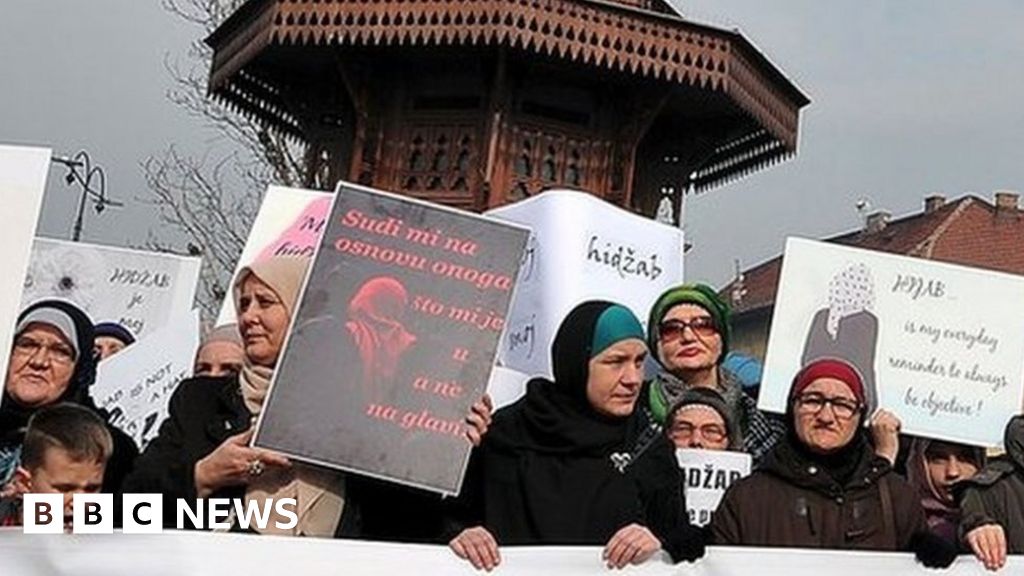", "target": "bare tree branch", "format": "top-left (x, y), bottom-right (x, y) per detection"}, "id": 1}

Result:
top-left (143, 0), bottom-right (312, 322)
